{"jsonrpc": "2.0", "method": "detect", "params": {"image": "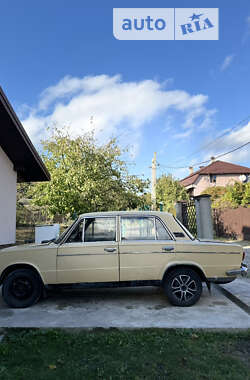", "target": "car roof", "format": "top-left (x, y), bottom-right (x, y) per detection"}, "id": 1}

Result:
top-left (79, 211), bottom-right (173, 218)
